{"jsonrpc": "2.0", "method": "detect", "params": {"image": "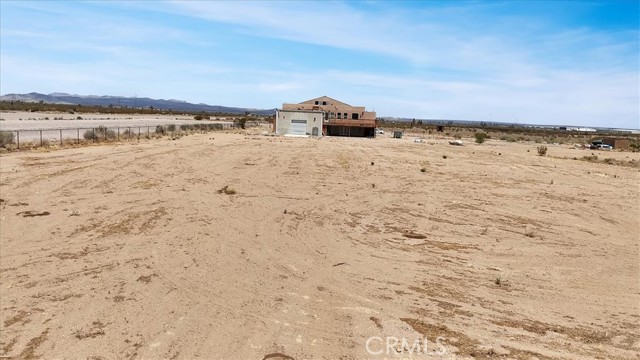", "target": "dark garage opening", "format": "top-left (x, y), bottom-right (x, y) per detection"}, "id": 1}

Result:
top-left (326, 126), bottom-right (374, 137)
